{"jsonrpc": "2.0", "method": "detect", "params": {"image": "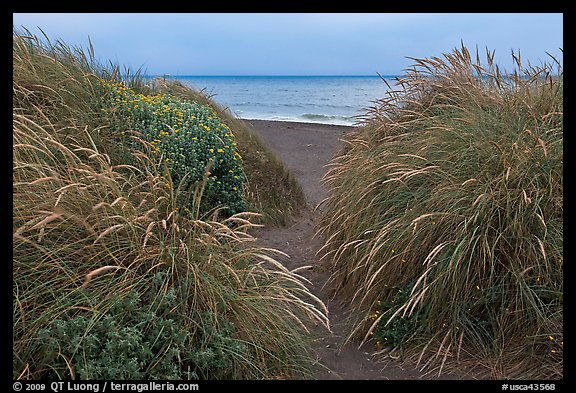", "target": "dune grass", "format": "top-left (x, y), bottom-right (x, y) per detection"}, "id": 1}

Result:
top-left (317, 44), bottom-right (563, 379)
top-left (13, 29), bottom-right (326, 380)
